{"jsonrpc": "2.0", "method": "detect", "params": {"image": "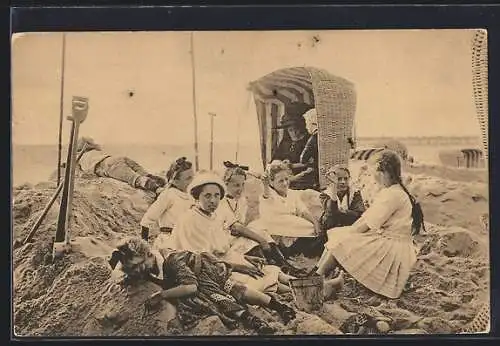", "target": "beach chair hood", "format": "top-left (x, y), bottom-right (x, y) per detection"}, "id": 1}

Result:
top-left (248, 66), bottom-right (357, 190)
